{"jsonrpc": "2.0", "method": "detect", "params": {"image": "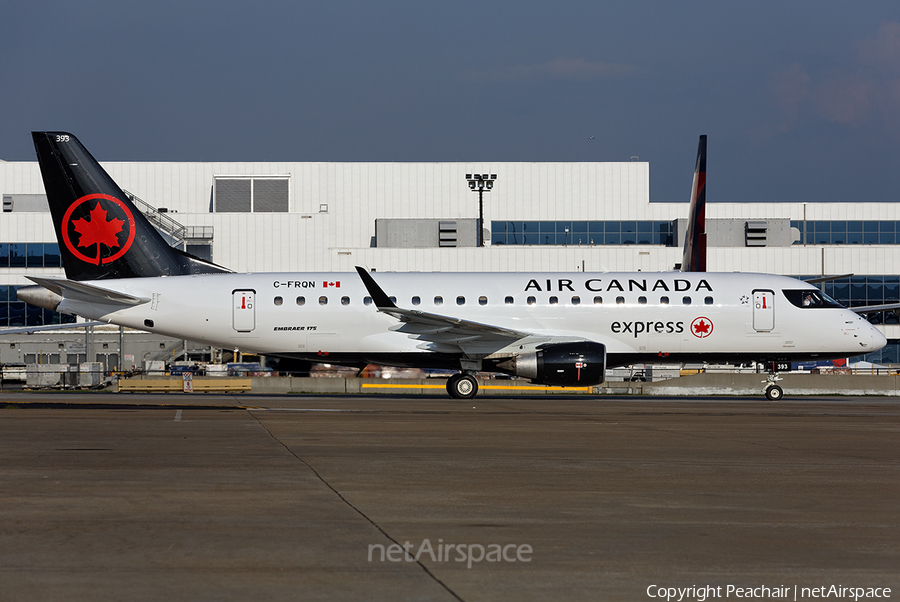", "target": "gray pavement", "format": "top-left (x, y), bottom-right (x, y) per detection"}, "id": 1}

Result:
top-left (0, 393), bottom-right (898, 601)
